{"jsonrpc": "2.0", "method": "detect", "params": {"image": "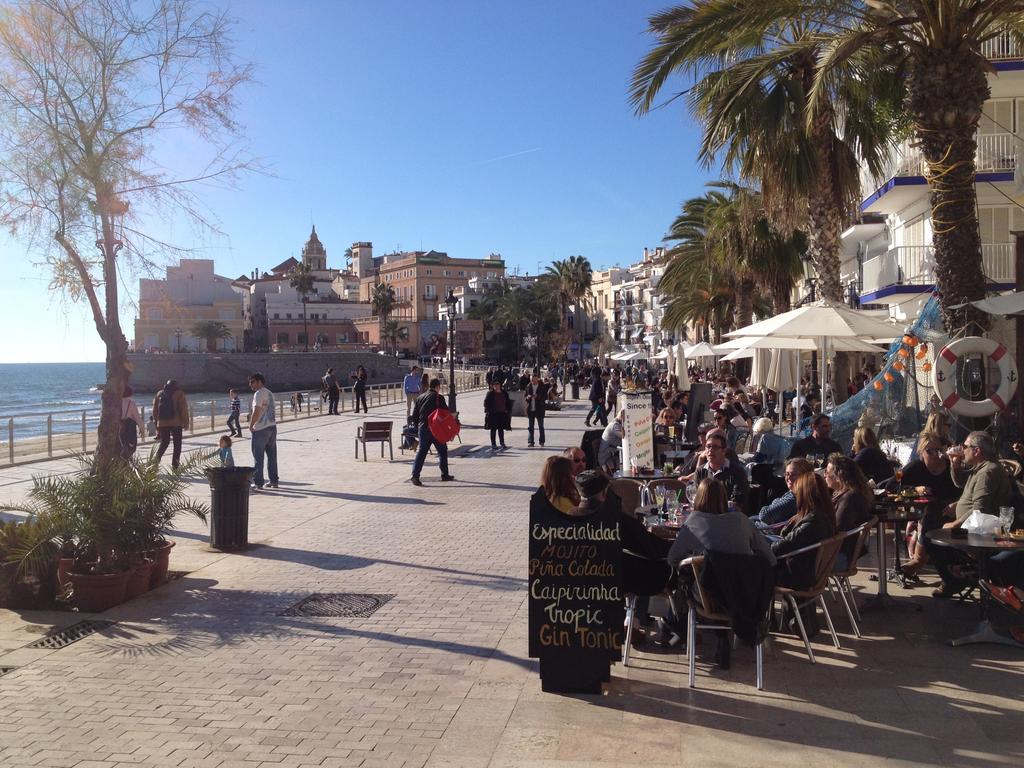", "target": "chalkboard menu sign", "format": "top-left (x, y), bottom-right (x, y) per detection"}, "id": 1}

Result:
top-left (528, 488), bottom-right (624, 693)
